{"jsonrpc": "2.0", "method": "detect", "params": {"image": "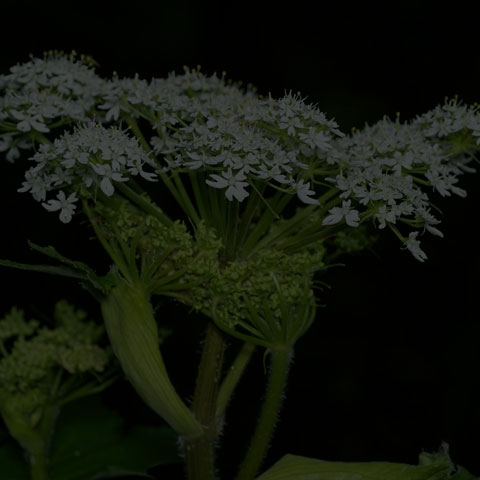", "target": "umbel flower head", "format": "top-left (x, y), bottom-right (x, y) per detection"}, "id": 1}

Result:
top-left (0, 300), bottom-right (113, 430)
top-left (185, 234), bottom-right (326, 330)
top-left (14, 93), bottom-right (344, 223)
top-left (2, 52), bottom-right (480, 264)
top-left (2, 53), bottom-right (344, 222)
top-left (318, 97), bottom-right (480, 261)
top-left (17, 122), bottom-right (159, 222)
top-left (0, 50), bottom-right (108, 161)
